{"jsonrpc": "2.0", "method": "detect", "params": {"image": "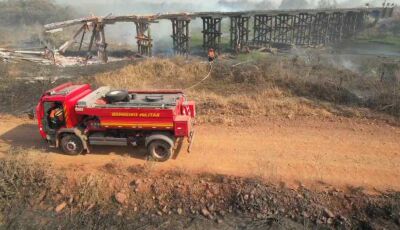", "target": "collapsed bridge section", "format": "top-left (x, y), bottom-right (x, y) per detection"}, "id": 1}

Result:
top-left (45, 6), bottom-right (395, 62)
